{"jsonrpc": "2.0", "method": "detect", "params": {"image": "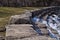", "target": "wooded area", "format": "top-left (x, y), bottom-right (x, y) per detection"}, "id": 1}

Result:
top-left (0, 0), bottom-right (60, 7)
